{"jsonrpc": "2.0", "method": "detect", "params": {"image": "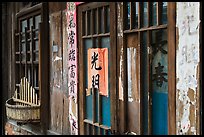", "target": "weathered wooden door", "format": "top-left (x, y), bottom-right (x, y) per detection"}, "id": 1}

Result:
top-left (116, 2), bottom-right (175, 135)
top-left (78, 2), bottom-right (117, 135)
